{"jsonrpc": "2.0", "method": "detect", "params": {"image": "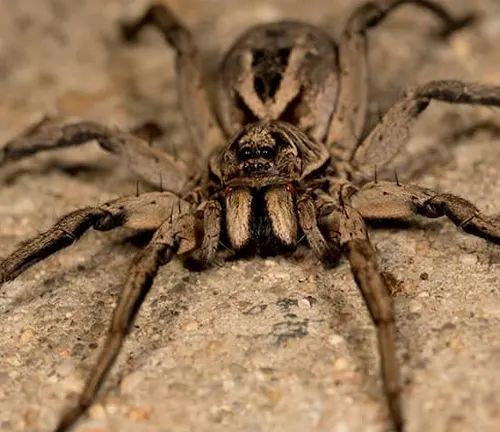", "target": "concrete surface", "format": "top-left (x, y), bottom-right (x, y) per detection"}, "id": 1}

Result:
top-left (1, 1), bottom-right (500, 431)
